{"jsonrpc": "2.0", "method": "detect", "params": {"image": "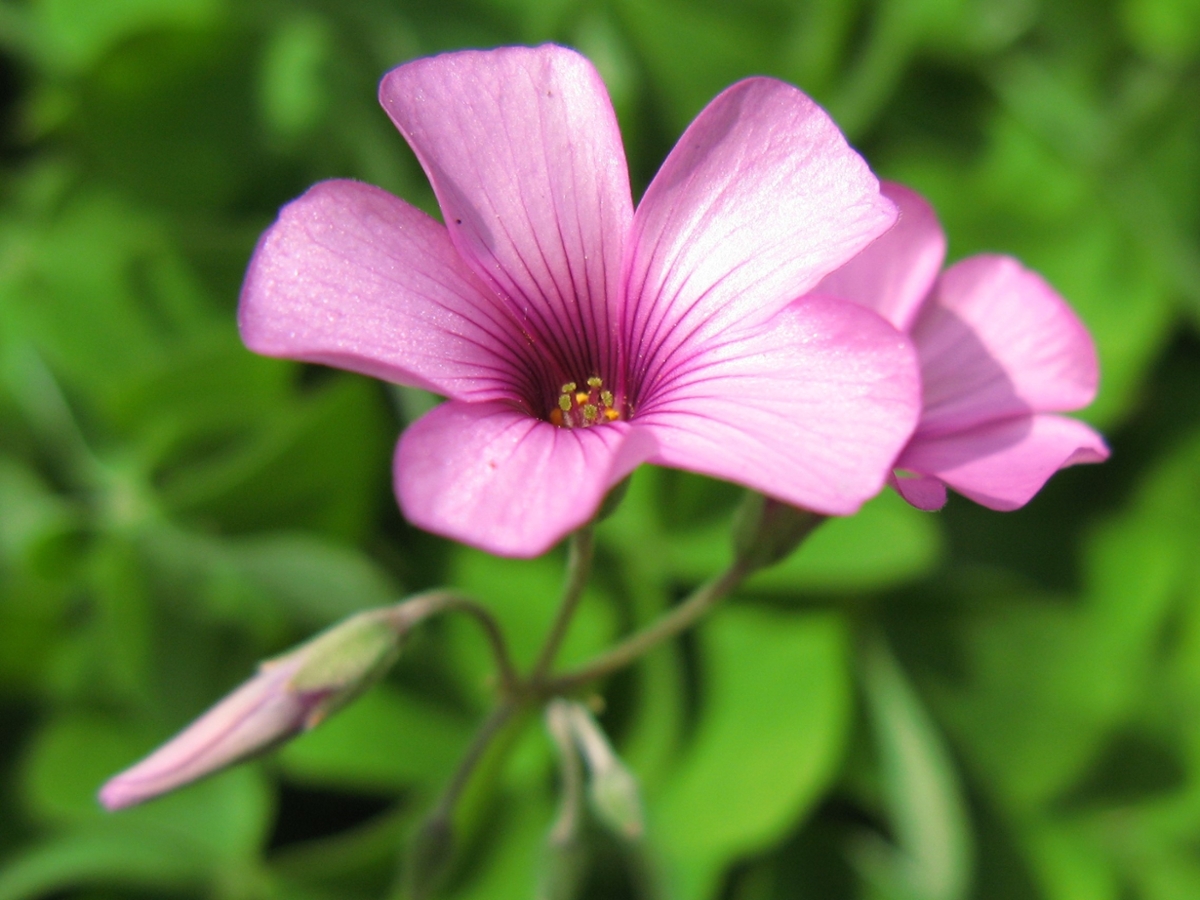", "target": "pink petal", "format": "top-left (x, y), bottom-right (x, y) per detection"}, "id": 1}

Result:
top-left (637, 296), bottom-right (920, 516)
top-left (914, 255), bottom-right (1100, 436)
top-left (889, 471), bottom-right (948, 511)
top-left (379, 45), bottom-right (633, 385)
top-left (897, 413), bottom-right (1110, 511)
top-left (394, 401), bottom-right (656, 558)
top-left (240, 180), bottom-right (538, 402)
top-left (813, 181), bottom-right (945, 332)
top-left (621, 77), bottom-right (895, 403)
